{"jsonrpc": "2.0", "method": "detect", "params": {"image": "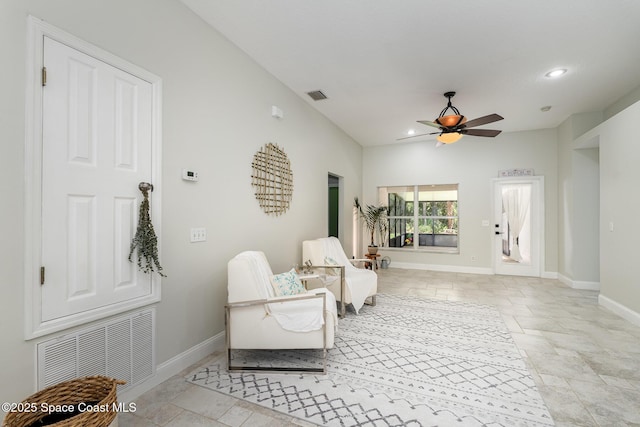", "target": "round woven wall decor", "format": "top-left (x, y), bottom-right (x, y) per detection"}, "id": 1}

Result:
top-left (251, 142), bottom-right (293, 216)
